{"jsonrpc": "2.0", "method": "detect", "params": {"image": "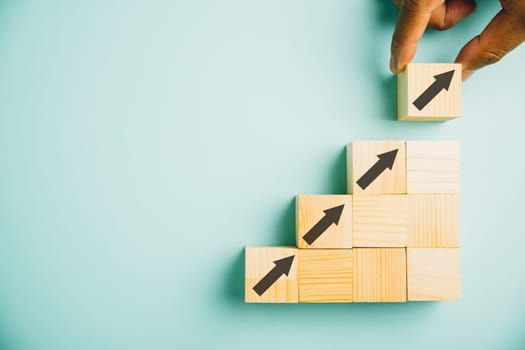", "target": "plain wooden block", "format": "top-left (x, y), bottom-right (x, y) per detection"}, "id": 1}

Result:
top-left (296, 195), bottom-right (352, 249)
top-left (353, 195), bottom-right (408, 247)
top-left (353, 248), bottom-right (407, 302)
top-left (406, 140), bottom-right (460, 193)
top-left (407, 248), bottom-right (461, 300)
top-left (398, 63), bottom-right (461, 121)
top-left (298, 249), bottom-right (353, 303)
top-left (347, 141), bottom-right (406, 195)
top-left (245, 246), bottom-right (298, 303)
top-left (408, 194), bottom-right (460, 247)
